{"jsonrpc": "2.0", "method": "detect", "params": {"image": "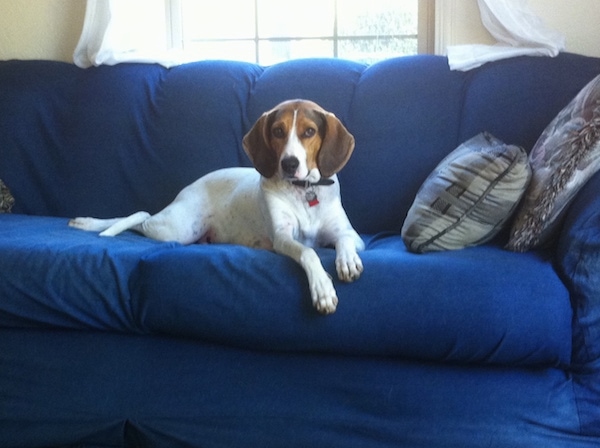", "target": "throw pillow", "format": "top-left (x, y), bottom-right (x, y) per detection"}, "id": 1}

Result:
top-left (0, 179), bottom-right (14, 213)
top-left (402, 132), bottom-right (531, 253)
top-left (507, 74), bottom-right (600, 252)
